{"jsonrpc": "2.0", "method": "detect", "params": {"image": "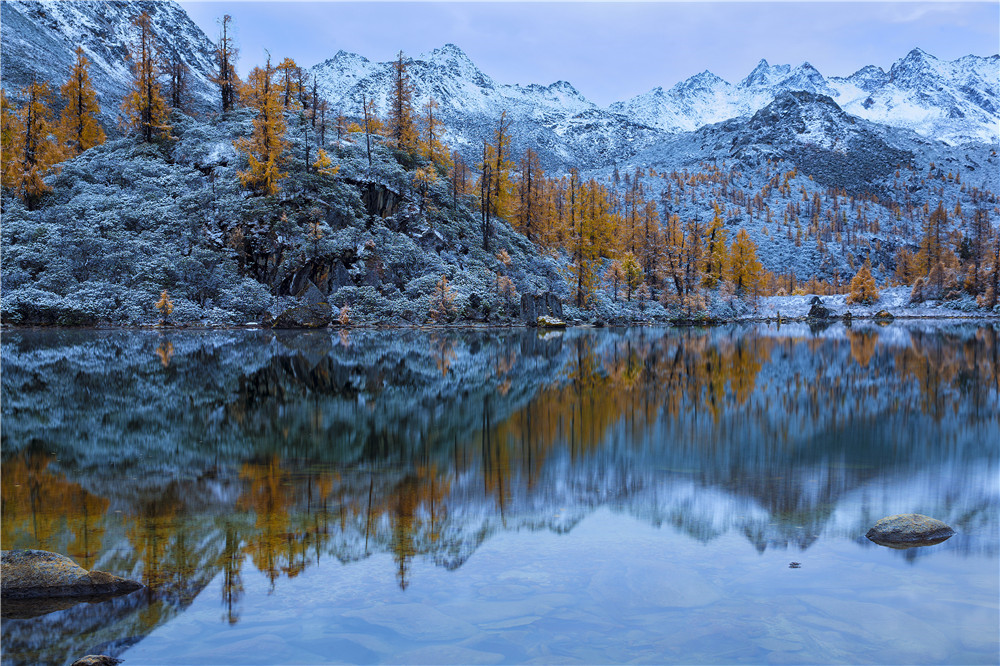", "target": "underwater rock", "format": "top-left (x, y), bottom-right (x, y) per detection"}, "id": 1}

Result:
top-left (72, 656), bottom-right (123, 666)
top-left (1, 550), bottom-right (142, 600)
top-left (865, 514), bottom-right (954, 548)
